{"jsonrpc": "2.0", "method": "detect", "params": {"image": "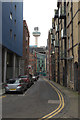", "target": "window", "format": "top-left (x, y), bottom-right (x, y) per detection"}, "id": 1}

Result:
top-left (70, 7), bottom-right (72, 12)
top-left (14, 34), bottom-right (16, 40)
top-left (14, 19), bottom-right (16, 25)
top-left (70, 61), bottom-right (73, 82)
top-left (26, 37), bottom-right (28, 41)
top-left (26, 47), bottom-right (27, 51)
top-left (15, 5), bottom-right (16, 10)
top-left (54, 41), bottom-right (55, 46)
top-left (42, 61), bottom-right (44, 63)
top-left (59, 8), bottom-right (61, 17)
top-left (10, 29), bottom-right (12, 38)
top-left (67, 2), bottom-right (69, 6)
top-left (68, 37), bottom-right (70, 48)
top-left (10, 12), bottom-right (12, 20)
top-left (68, 14), bottom-right (70, 23)
top-left (61, 29), bottom-right (63, 37)
top-left (42, 64), bottom-right (43, 67)
top-left (56, 25), bottom-right (57, 31)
